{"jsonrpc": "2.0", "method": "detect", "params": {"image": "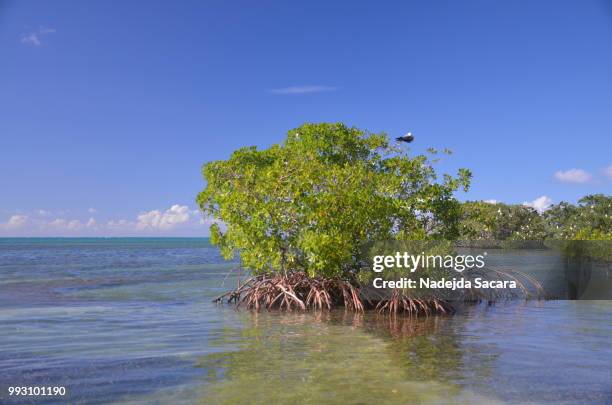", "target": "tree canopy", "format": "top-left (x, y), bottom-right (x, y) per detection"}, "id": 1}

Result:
top-left (197, 123), bottom-right (471, 278)
top-left (543, 194), bottom-right (611, 240)
top-left (459, 194), bottom-right (611, 241)
top-left (459, 201), bottom-right (546, 240)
